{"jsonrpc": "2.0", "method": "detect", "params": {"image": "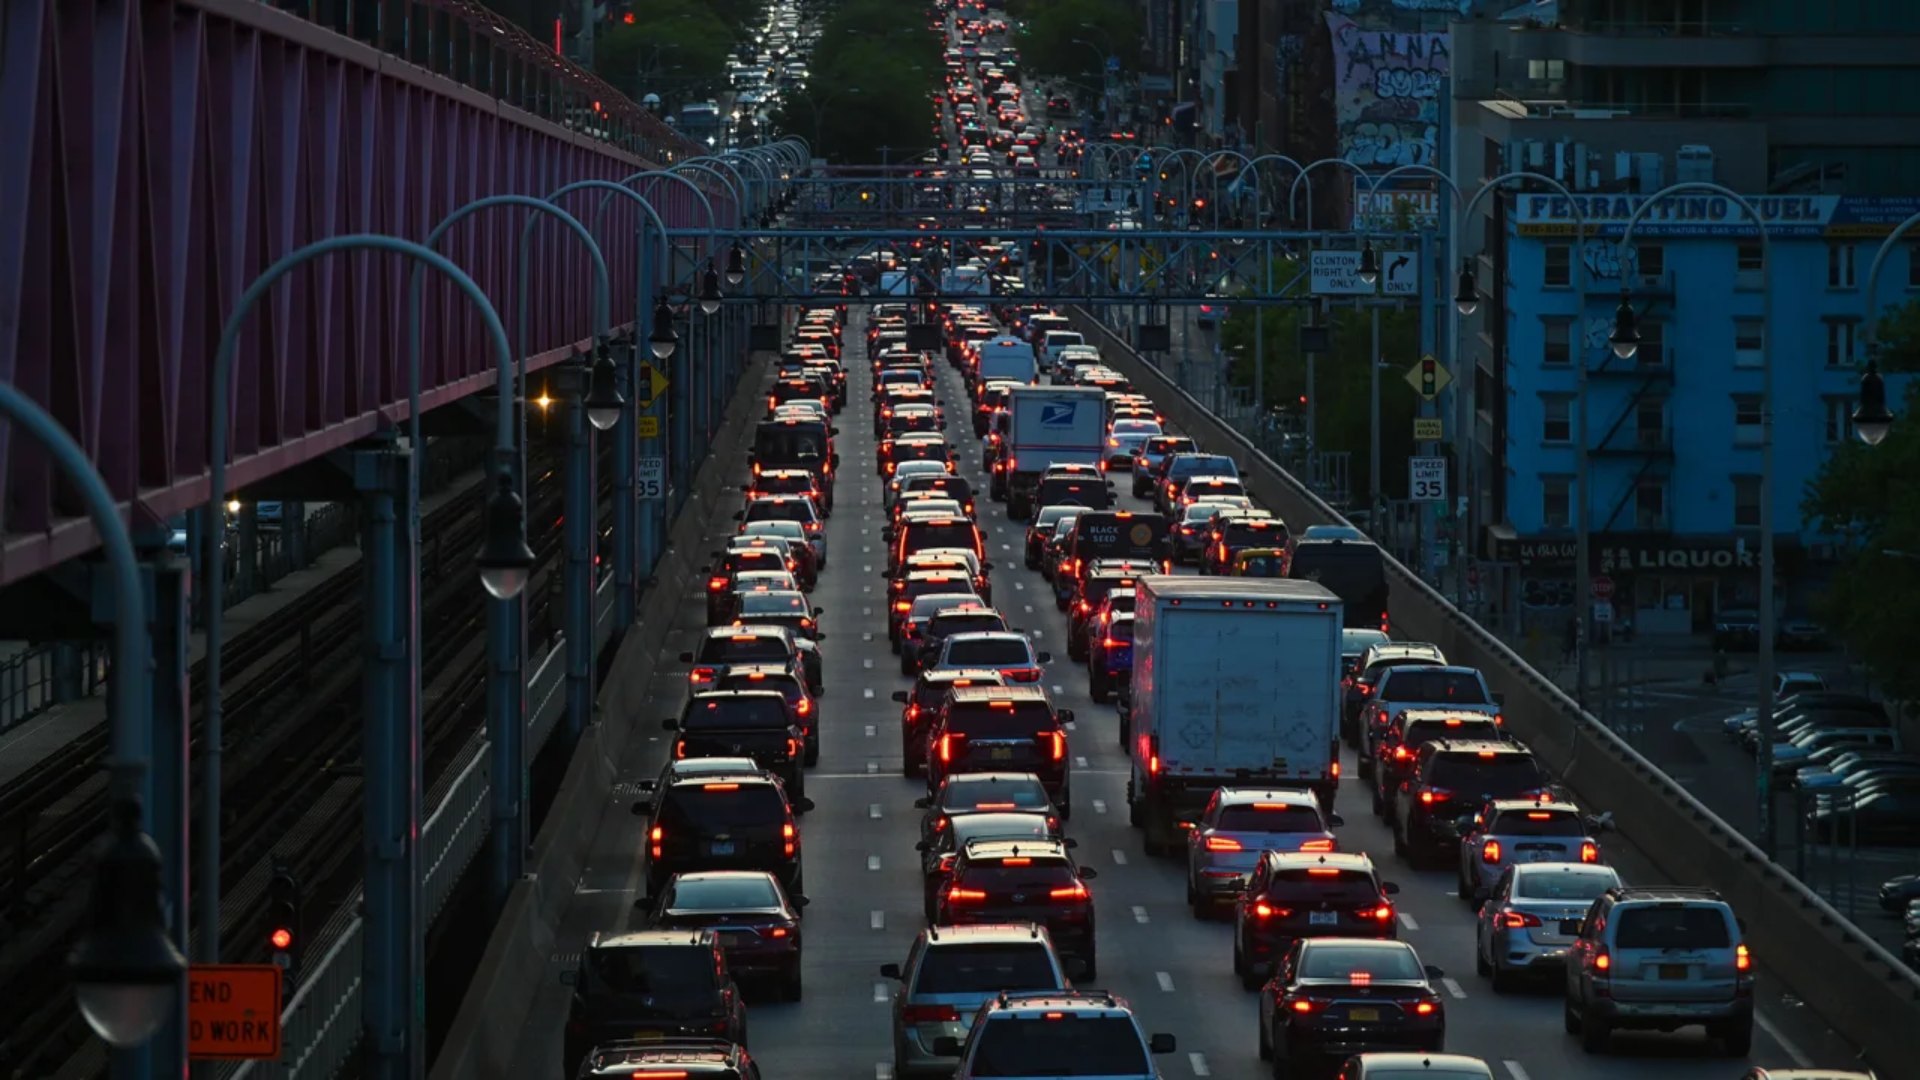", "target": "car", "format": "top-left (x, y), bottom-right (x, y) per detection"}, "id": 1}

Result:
top-left (665, 690), bottom-right (807, 796)
top-left (1228, 547), bottom-right (1289, 577)
top-left (916, 771), bottom-right (1058, 842)
top-left (1473, 861), bottom-right (1622, 991)
top-left (890, 573), bottom-right (983, 648)
top-left (633, 768), bottom-right (813, 894)
top-left (1130, 435), bottom-right (1197, 496)
top-left (928, 630), bottom-right (1051, 684)
top-left (572, 1037), bottom-right (763, 1079)
top-left (705, 547), bottom-right (793, 624)
top-left (935, 837), bottom-right (1100, 977)
top-left (938, 990), bottom-right (1176, 1079)
top-left (1064, 565), bottom-right (1142, 644)
top-left (1086, 611), bottom-right (1134, 704)
top-left (737, 495), bottom-right (826, 564)
top-left (1334, 1052), bottom-right (1495, 1079)
top-left (560, 931), bottom-right (749, 1076)
top-left (736, 522), bottom-right (819, 588)
top-left (1104, 419), bottom-right (1163, 469)
top-left (889, 460), bottom-right (955, 505)
top-left (880, 925), bottom-right (1073, 1079)
top-left (1200, 514), bottom-right (1291, 575)
top-left (744, 467), bottom-right (826, 511)
top-left (925, 685), bottom-right (1074, 812)
top-left (1258, 938), bottom-right (1446, 1070)
top-left (634, 871), bottom-right (808, 1000)
top-left (1358, 666), bottom-right (1504, 773)
top-left (1564, 886), bottom-right (1754, 1055)
top-left (892, 515), bottom-right (986, 574)
top-left (1456, 800), bottom-right (1609, 902)
top-left (681, 627), bottom-right (801, 691)
top-left (1345, 641), bottom-right (1451, 747)
top-left (914, 606), bottom-right (1012, 676)
top-left (1392, 740), bottom-right (1552, 867)
top-left (1233, 852), bottom-right (1401, 989)
top-left (729, 587), bottom-right (821, 640)
top-left (1712, 608), bottom-right (1761, 651)
top-left (1370, 711), bottom-right (1507, 820)
top-left (916, 811), bottom-right (1070, 922)
top-left (1038, 513), bottom-right (1083, 581)
top-left (1187, 789), bottom-right (1342, 918)
top-left (1025, 505), bottom-right (1080, 568)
